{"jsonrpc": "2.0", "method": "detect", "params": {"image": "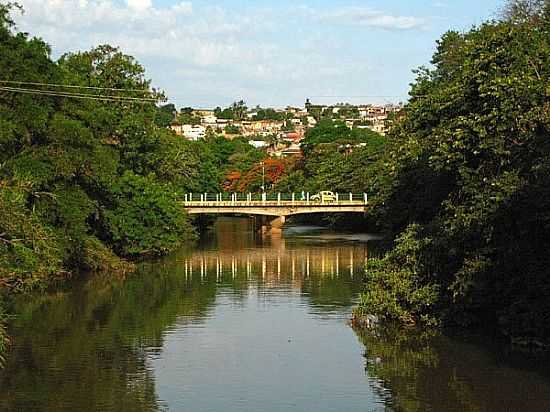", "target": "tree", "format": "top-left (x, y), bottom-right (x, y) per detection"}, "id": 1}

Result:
top-left (224, 124), bottom-right (241, 135)
top-left (252, 107), bottom-right (285, 121)
top-left (103, 172), bottom-right (195, 257)
top-left (357, 9), bottom-right (550, 343)
top-left (0, 5), bottom-right (198, 289)
top-left (301, 119), bottom-right (382, 156)
top-left (177, 110), bottom-right (201, 125)
top-left (214, 101), bottom-right (248, 120)
top-left (501, 0), bottom-right (549, 21)
top-left (154, 103), bottom-right (176, 127)
top-left (231, 100), bottom-right (248, 120)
